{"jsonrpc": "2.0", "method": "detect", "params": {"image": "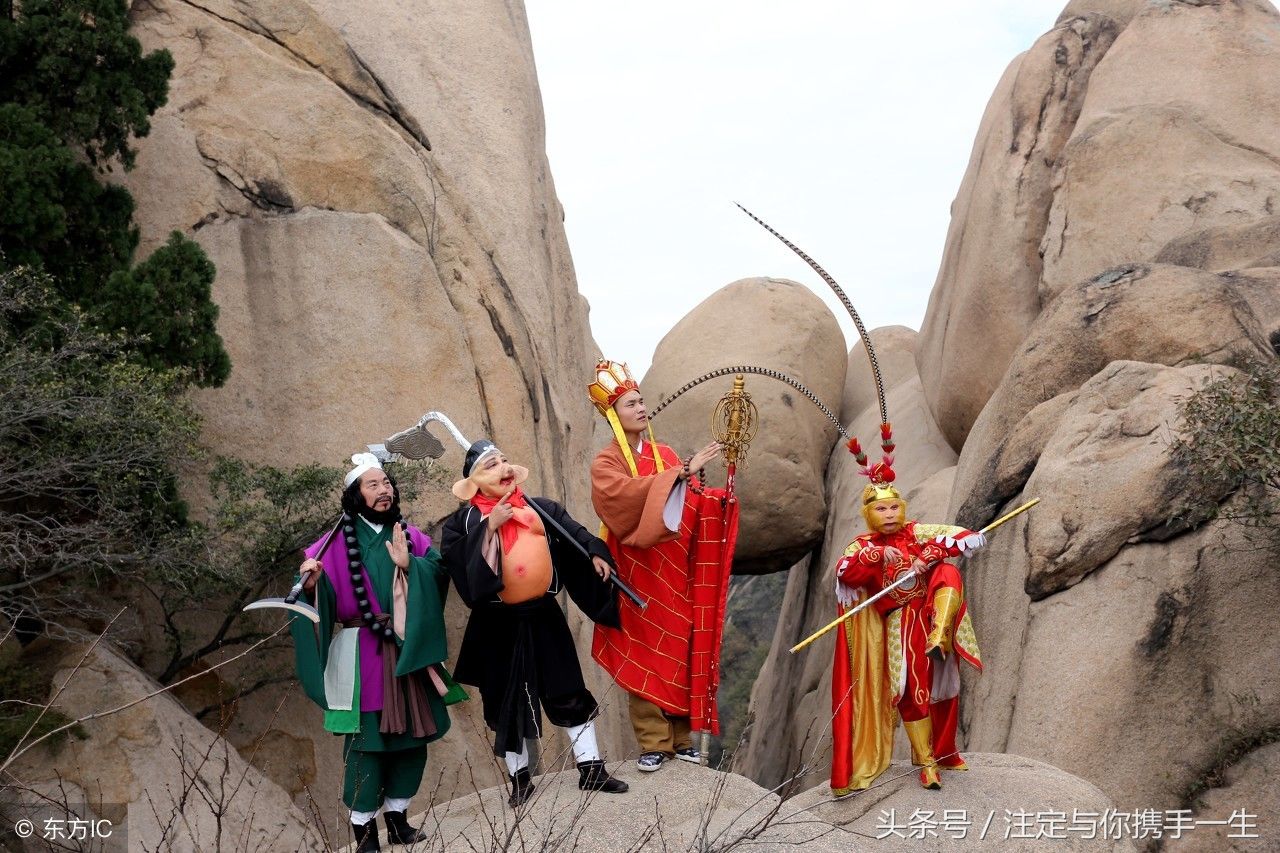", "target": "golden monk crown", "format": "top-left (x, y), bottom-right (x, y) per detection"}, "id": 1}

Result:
top-left (588, 358), bottom-right (640, 415)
